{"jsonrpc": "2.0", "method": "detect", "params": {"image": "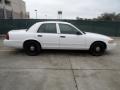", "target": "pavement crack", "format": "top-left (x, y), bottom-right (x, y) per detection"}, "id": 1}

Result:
top-left (68, 56), bottom-right (79, 90)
